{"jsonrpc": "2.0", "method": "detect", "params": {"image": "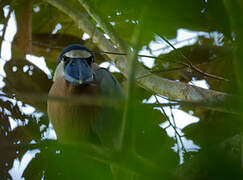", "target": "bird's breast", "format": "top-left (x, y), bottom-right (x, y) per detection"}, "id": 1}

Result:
top-left (47, 77), bottom-right (101, 142)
